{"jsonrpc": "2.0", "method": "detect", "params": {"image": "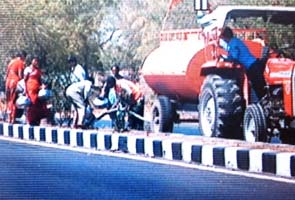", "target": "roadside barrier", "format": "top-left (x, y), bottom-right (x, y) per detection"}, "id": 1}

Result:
top-left (0, 122), bottom-right (294, 178)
